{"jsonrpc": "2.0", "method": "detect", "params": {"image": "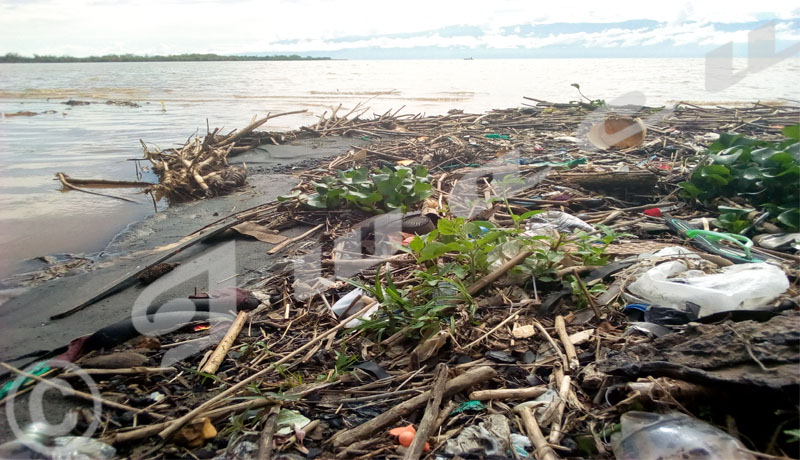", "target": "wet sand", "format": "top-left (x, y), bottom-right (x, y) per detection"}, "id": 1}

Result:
top-left (0, 136), bottom-right (363, 367)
